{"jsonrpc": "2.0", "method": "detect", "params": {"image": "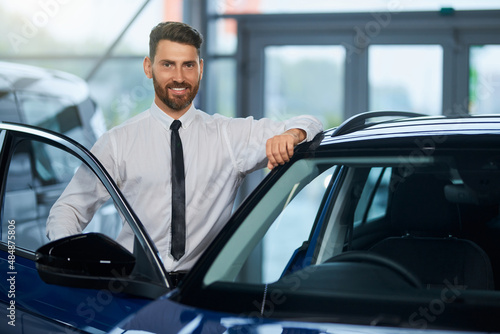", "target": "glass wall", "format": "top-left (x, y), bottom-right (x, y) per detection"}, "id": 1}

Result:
top-left (2, 1), bottom-right (500, 138)
top-left (369, 45), bottom-right (443, 115)
top-left (204, 18), bottom-right (238, 117)
top-left (0, 0), bottom-right (167, 129)
top-left (264, 46), bottom-right (345, 127)
top-left (470, 45), bottom-right (500, 115)
top-left (205, 59), bottom-right (237, 117)
top-left (209, 0), bottom-right (500, 15)
top-left (205, 3), bottom-right (500, 124)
